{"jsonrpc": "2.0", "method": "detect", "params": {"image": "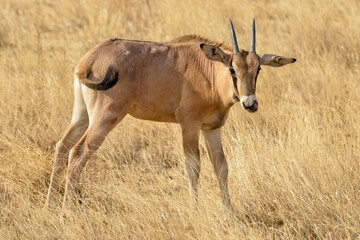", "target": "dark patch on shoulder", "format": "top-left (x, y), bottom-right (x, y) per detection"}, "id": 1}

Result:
top-left (111, 37), bottom-right (120, 41)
